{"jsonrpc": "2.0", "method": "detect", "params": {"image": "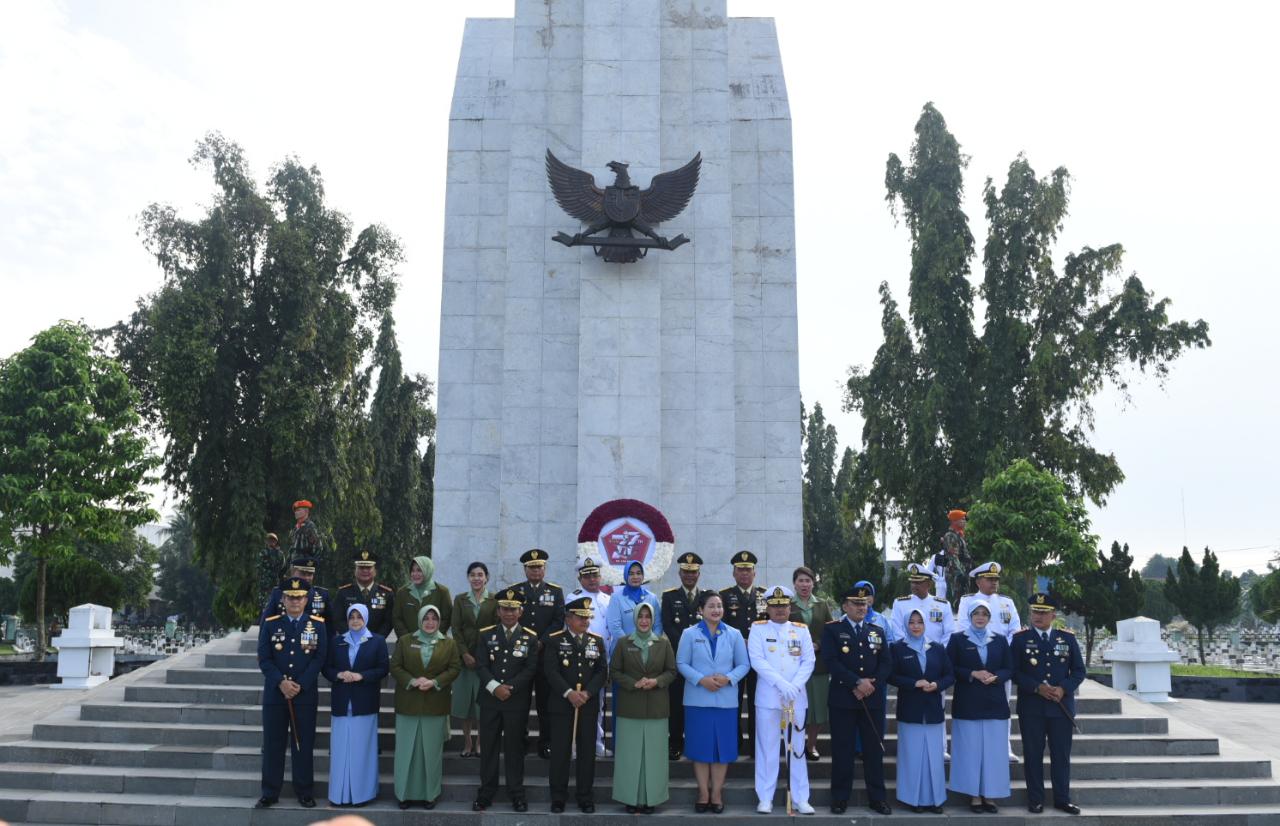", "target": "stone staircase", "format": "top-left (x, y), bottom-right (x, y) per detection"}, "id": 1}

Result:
top-left (0, 630), bottom-right (1277, 824)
